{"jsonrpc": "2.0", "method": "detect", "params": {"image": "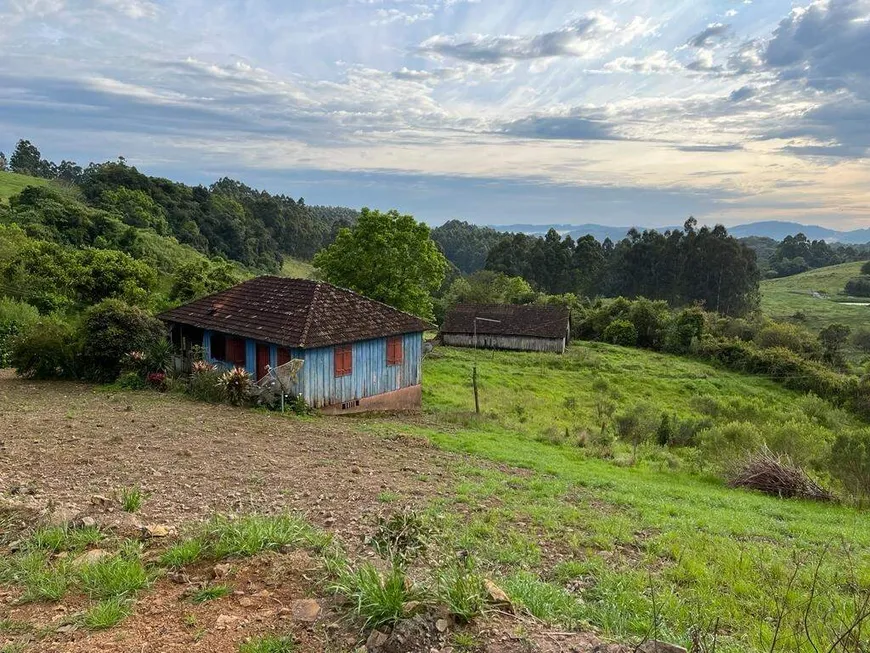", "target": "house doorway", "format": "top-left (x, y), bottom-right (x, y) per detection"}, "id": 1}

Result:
top-left (256, 344), bottom-right (270, 381)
